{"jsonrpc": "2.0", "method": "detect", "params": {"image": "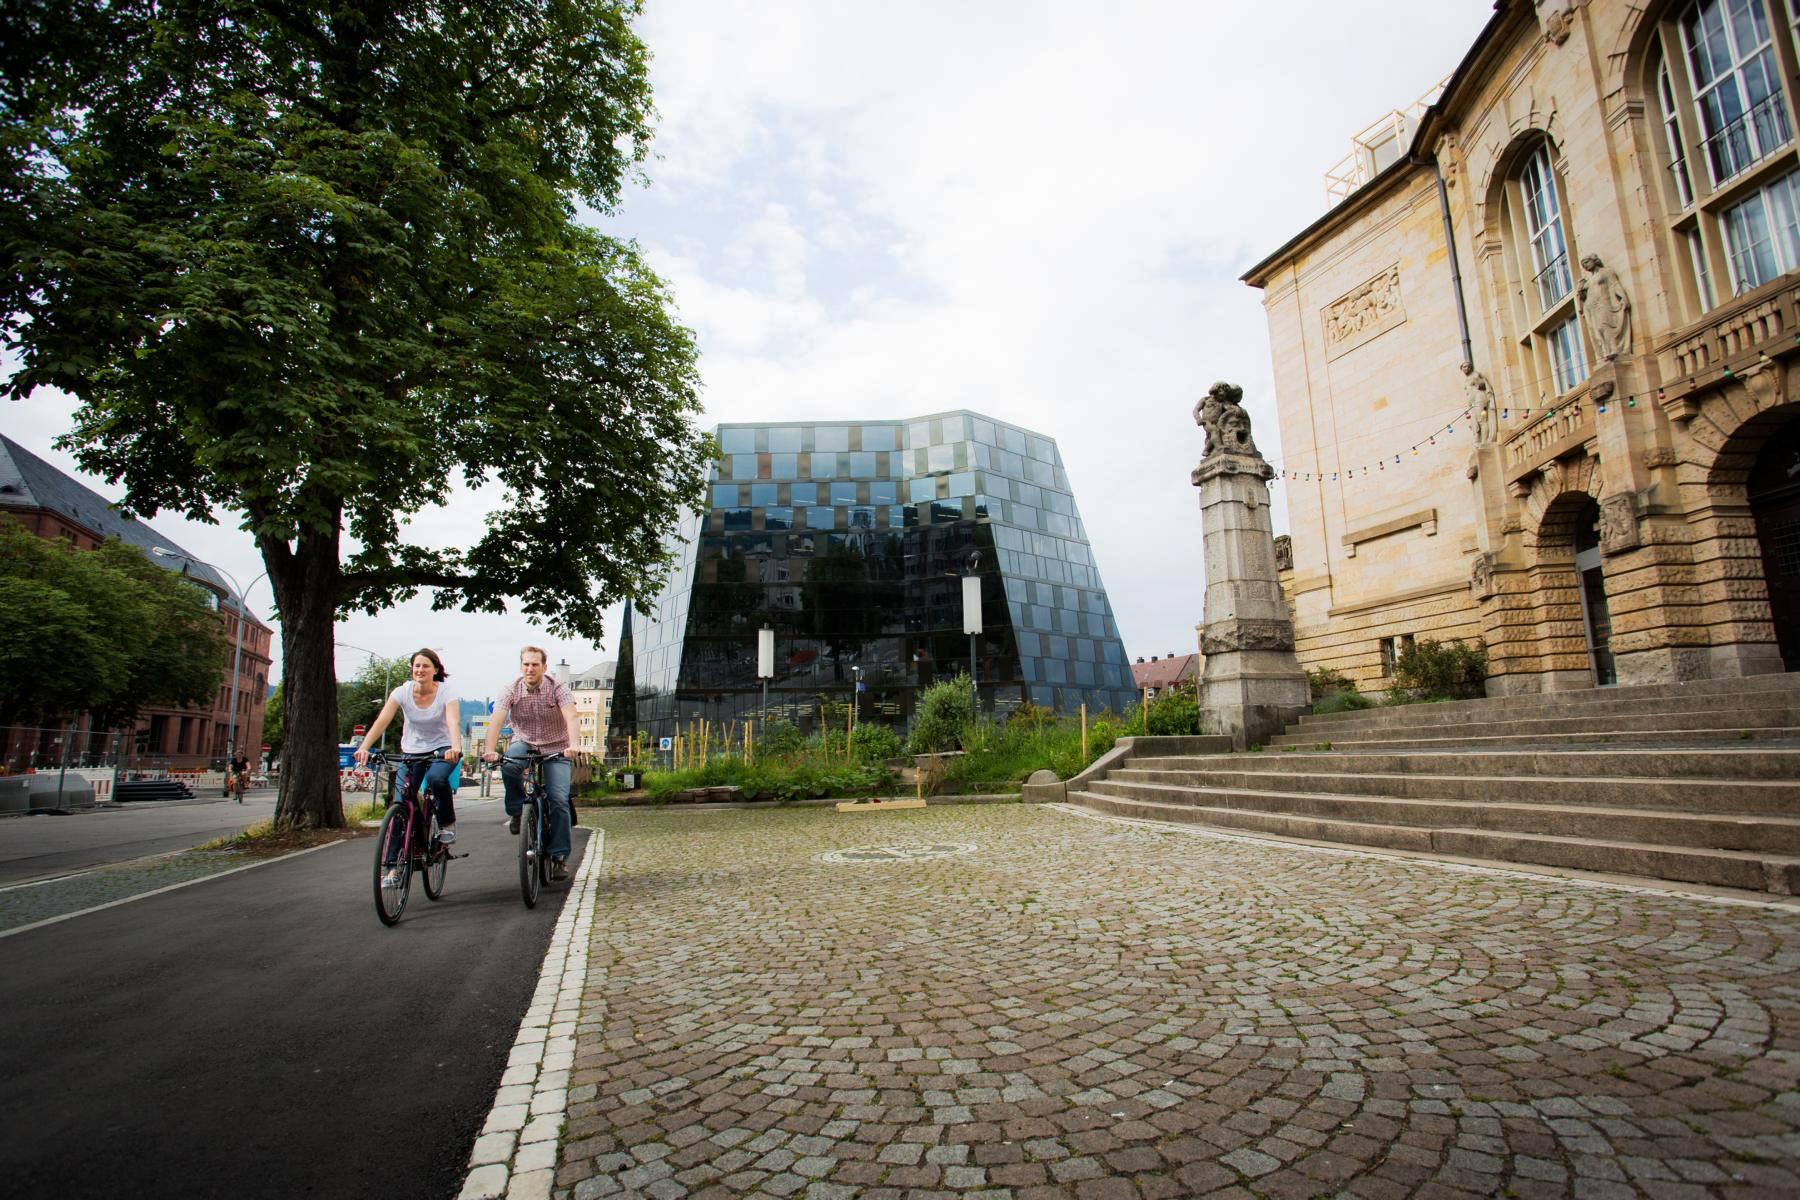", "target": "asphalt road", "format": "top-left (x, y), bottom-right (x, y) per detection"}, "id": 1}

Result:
top-left (0, 791), bottom-right (280, 886)
top-left (0, 795), bottom-right (588, 1200)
